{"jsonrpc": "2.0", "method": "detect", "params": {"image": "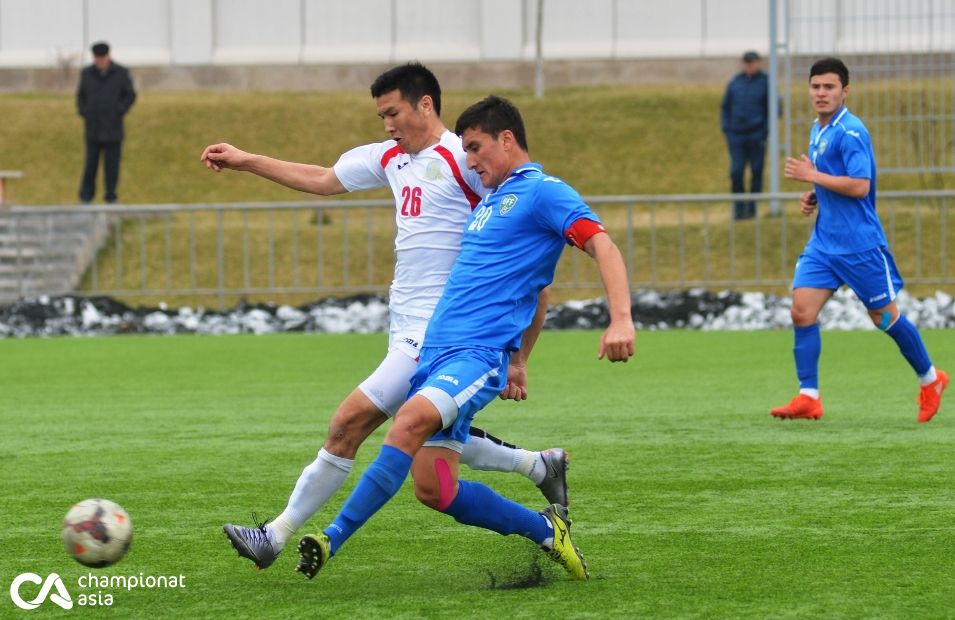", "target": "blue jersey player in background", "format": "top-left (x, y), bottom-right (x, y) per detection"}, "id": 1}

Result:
top-left (773, 57), bottom-right (948, 423)
top-left (297, 95), bottom-right (636, 582)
